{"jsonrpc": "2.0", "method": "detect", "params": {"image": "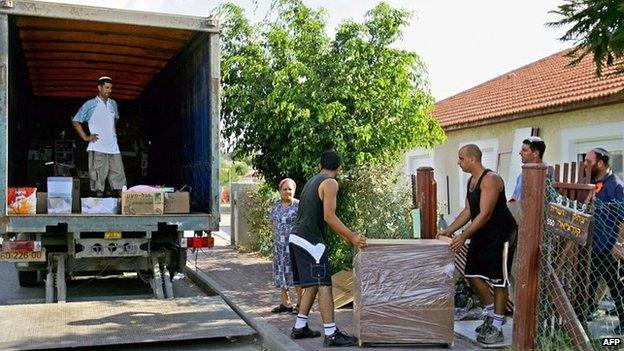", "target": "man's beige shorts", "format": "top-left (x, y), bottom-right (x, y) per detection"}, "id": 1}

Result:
top-left (88, 151), bottom-right (126, 192)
